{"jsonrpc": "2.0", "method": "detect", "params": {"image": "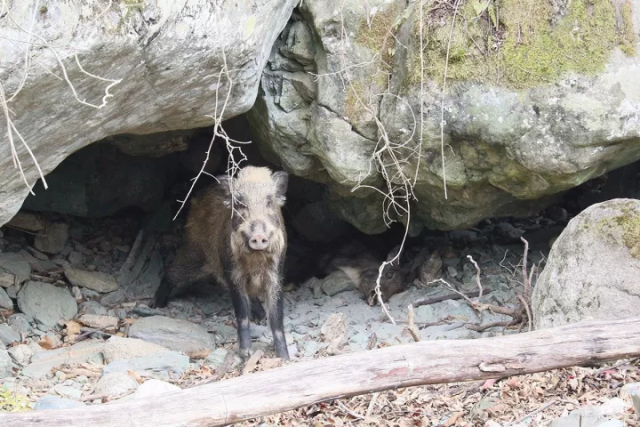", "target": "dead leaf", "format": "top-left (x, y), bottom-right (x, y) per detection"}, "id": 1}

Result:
top-left (128, 370), bottom-right (143, 384)
top-left (65, 320), bottom-right (82, 335)
top-left (443, 412), bottom-right (462, 426)
top-left (242, 350), bottom-right (264, 375)
top-left (39, 335), bottom-right (57, 350)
